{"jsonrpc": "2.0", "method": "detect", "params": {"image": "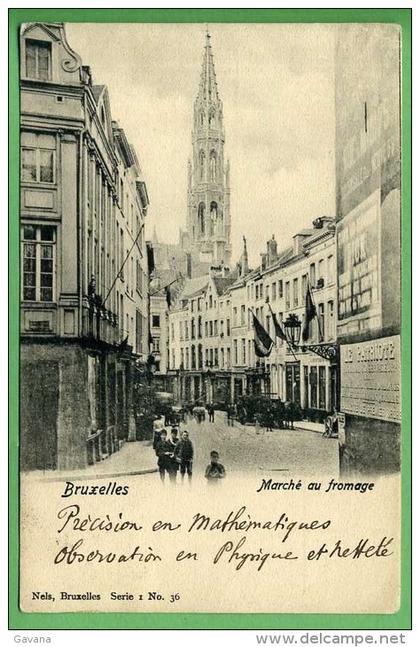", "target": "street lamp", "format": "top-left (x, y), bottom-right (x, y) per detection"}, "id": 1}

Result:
top-left (284, 313), bottom-right (302, 347)
top-left (283, 313), bottom-right (337, 361)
